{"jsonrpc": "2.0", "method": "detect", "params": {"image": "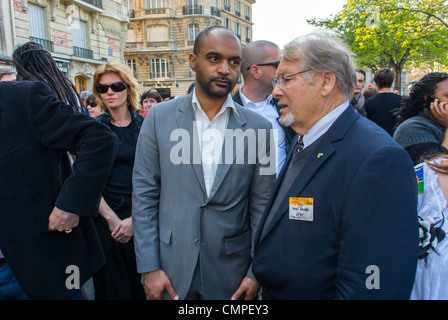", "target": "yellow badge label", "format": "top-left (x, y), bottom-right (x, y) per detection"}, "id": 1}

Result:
top-left (289, 197), bottom-right (314, 222)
